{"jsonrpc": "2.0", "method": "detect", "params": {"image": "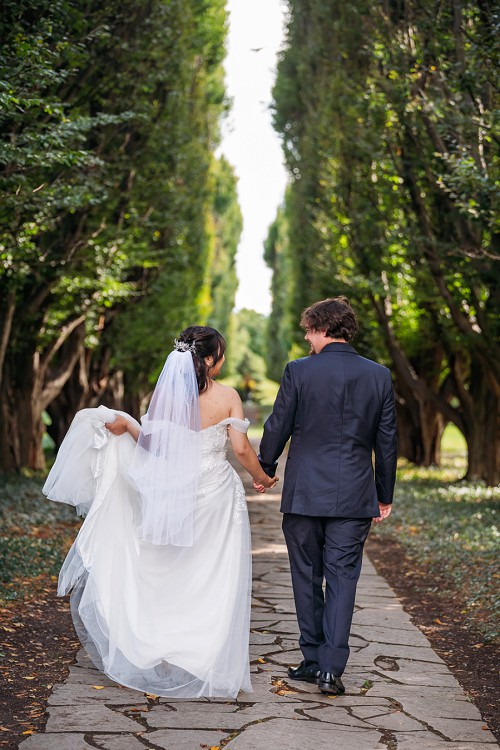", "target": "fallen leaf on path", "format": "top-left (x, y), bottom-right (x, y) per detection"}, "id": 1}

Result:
top-left (91, 685), bottom-right (105, 690)
top-left (271, 678), bottom-right (299, 696)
